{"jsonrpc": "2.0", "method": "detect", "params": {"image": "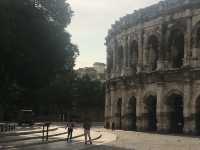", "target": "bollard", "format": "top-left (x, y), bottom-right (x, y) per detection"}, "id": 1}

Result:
top-left (42, 125), bottom-right (45, 141)
top-left (0, 124), bottom-right (2, 132)
top-left (46, 124), bottom-right (49, 141)
top-left (41, 122), bottom-right (51, 142)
